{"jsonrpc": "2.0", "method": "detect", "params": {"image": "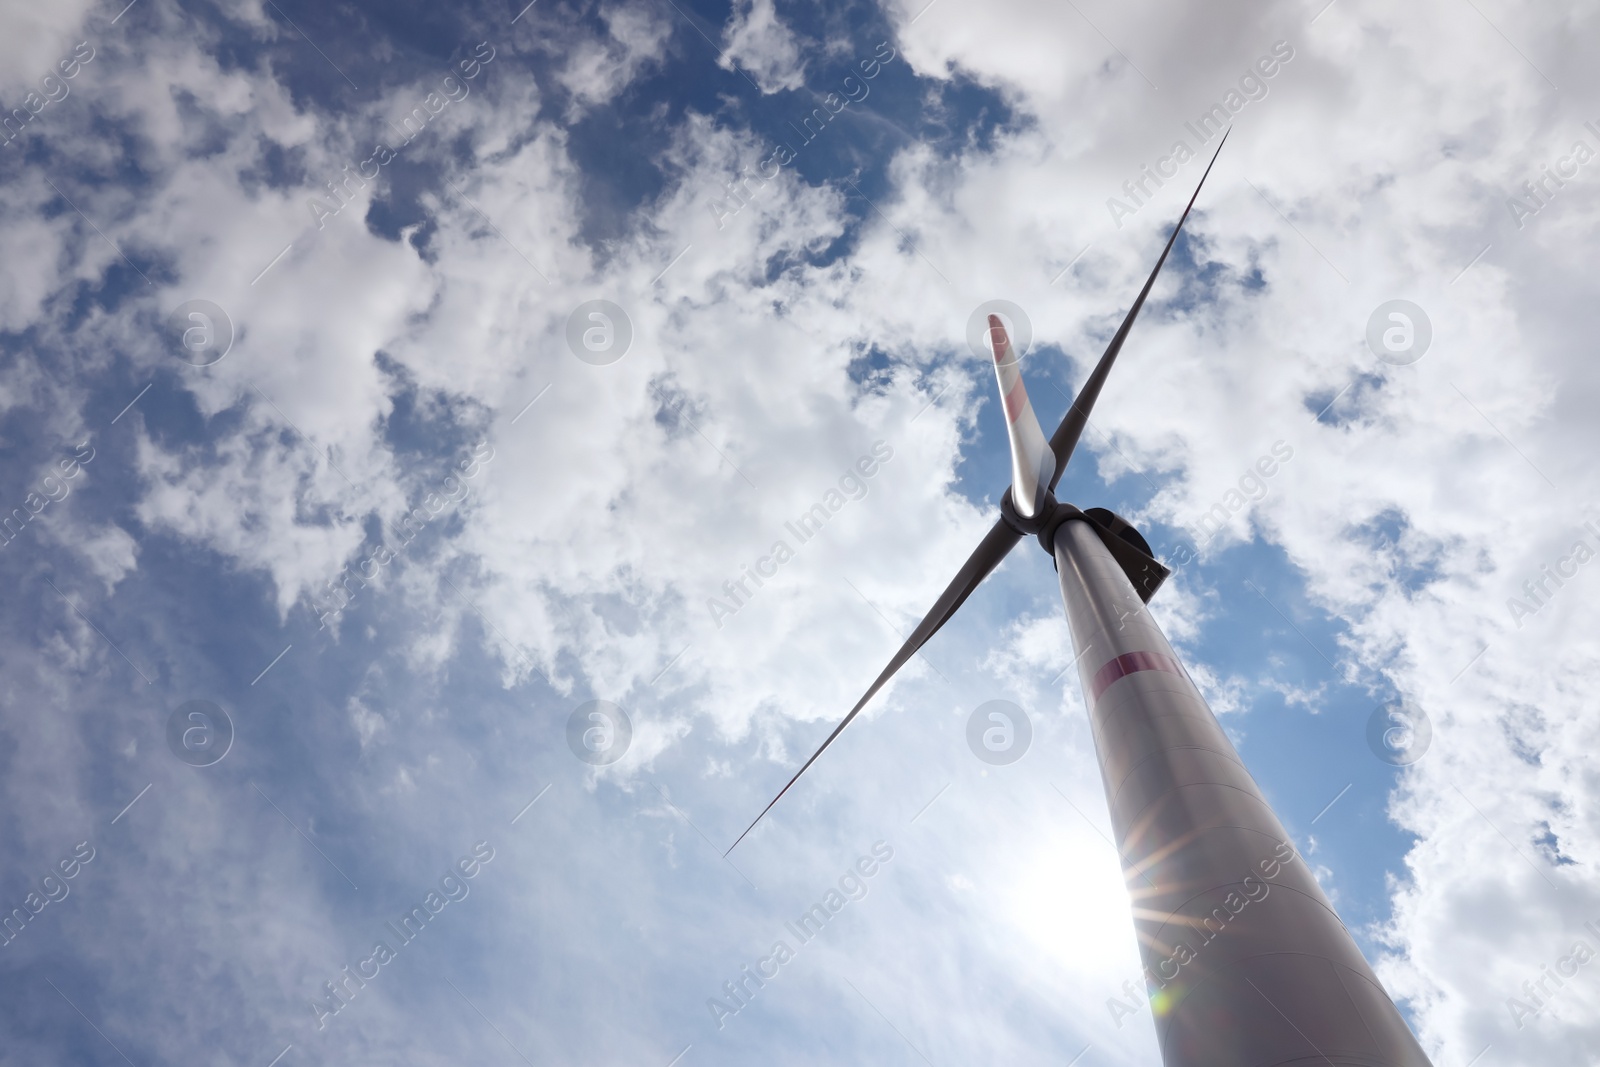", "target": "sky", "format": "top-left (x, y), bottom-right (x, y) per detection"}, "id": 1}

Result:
top-left (0, 0), bottom-right (1597, 1064)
